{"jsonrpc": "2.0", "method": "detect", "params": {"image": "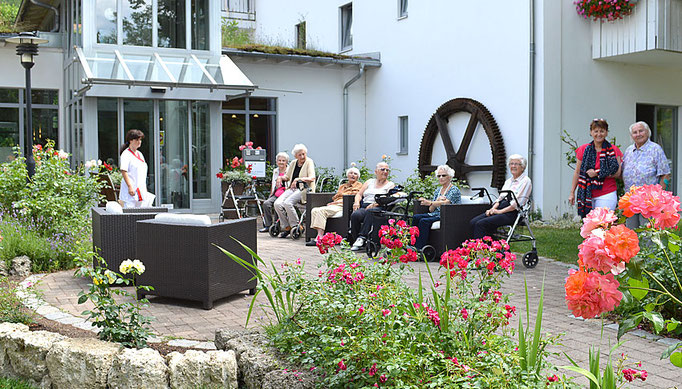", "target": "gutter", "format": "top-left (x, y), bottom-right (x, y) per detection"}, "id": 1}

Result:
top-left (527, 0), bottom-right (536, 193)
top-left (31, 0), bottom-right (60, 32)
top-left (343, 63), bottom-right (365, 169)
